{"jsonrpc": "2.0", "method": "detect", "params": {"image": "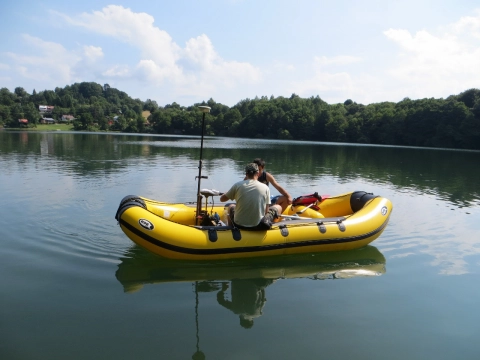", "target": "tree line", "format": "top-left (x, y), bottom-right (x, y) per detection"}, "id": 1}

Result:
top-left (1, 82), bottom-right (479, 150)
